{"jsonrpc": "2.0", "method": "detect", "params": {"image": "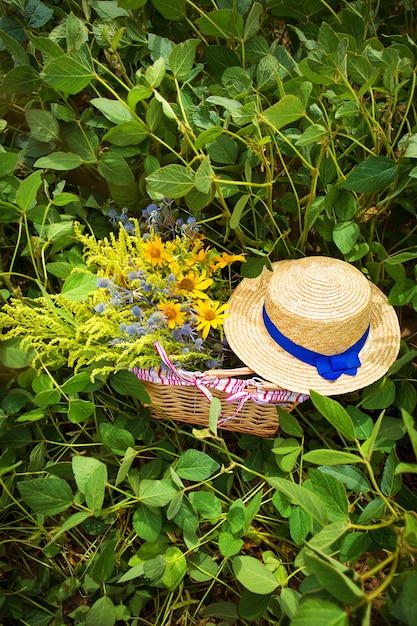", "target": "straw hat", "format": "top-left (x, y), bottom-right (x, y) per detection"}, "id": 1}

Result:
top-left (224, 256), bottom-right (401, 396)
